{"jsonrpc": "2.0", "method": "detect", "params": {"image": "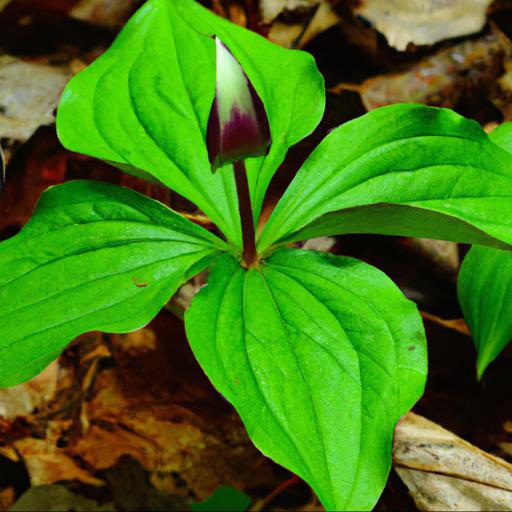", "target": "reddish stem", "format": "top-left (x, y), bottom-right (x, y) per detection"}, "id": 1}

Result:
top-left (234, 161), bottom-right (257, 267)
